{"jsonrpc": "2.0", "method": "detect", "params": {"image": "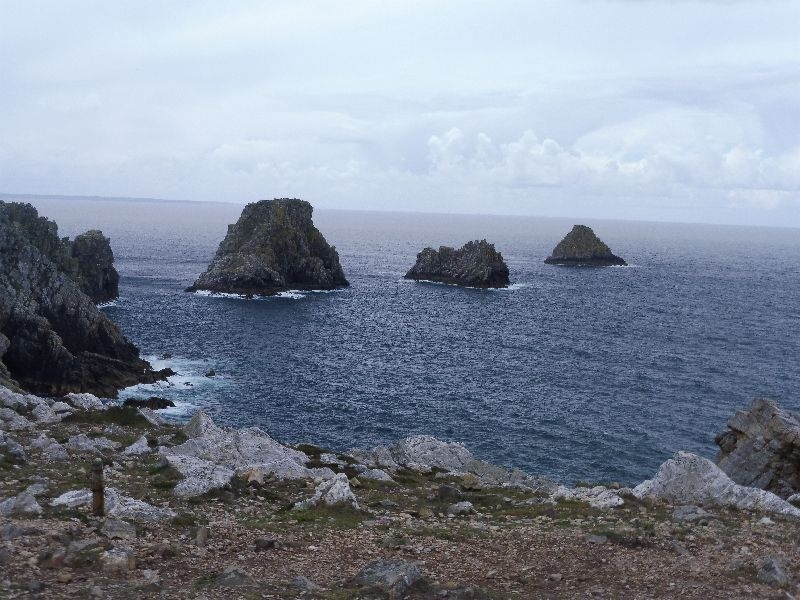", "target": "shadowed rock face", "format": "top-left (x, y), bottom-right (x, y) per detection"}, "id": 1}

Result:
top-left (715, 398), bottom-right (800, 499)
top-left (66, 230), bottom-right (120, 304)
top-left (544, 225), bottom-right (626, 266)
top-left (187, 198), bottom-right (348, 296)
top-left (0, 201), bottom-right (167, 397)
top-left (404, 240), bottom-right (510, 288)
